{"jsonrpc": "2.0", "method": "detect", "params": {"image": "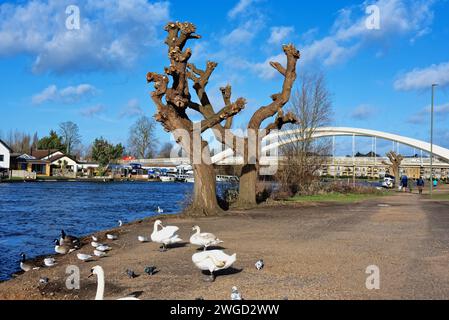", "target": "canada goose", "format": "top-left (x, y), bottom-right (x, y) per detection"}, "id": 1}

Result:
top-left (54, 239), bottom-right (75, 255)
top-left (60, 230), bottom-right (80, 248)
top-left (151, 220), bottom-right (182, 252)
top-left (190, 225), bottom-right (223, 250)
top-left (89, 266), bottom-right (140, 300)
top-left (19, 253), bottom-right (34, 272)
